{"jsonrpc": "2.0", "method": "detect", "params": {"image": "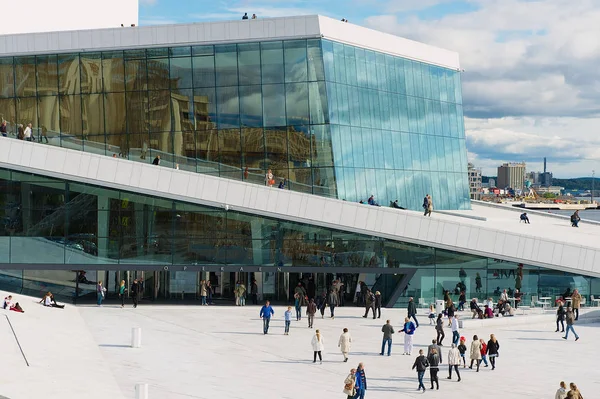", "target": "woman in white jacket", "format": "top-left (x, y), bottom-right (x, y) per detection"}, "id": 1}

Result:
top-left (338, 328), bottom-right (352, 363)
top-left (312, 329), bottom-right (325, 364)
